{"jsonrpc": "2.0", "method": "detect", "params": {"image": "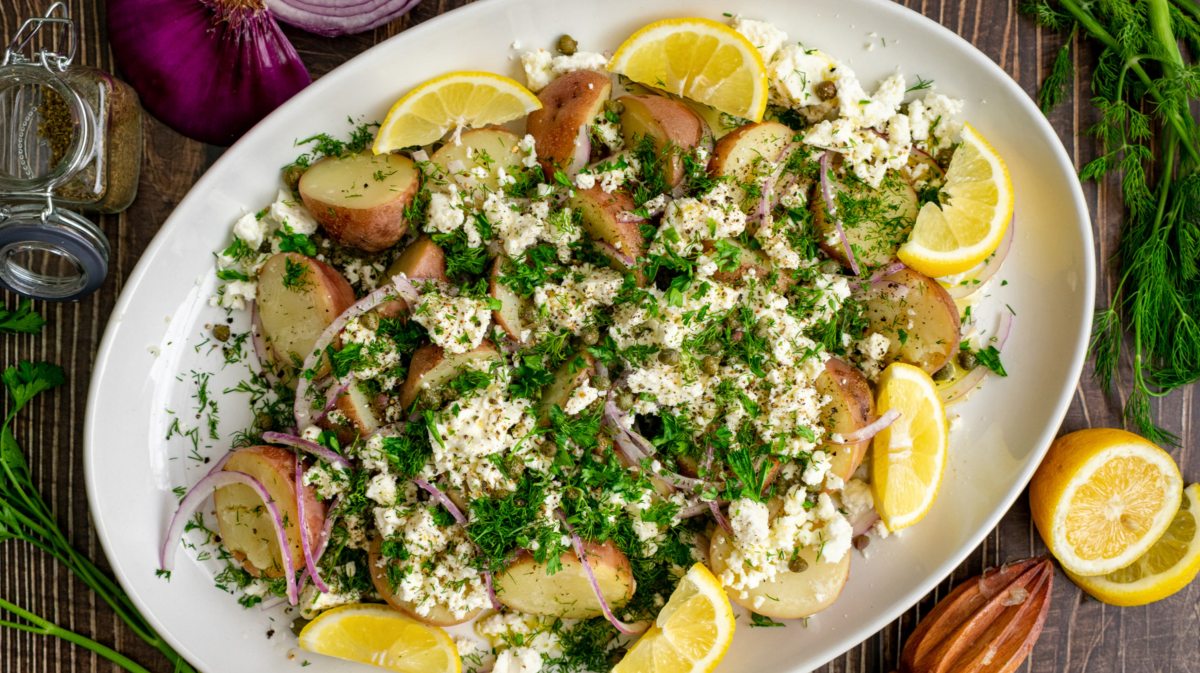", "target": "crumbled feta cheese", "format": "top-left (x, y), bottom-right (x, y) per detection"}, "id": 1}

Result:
top-left (520, 49), bottom-right (608, 91)
top-left (564, 380), bottom-right (600, 415)
top-left (429, 378), bottom-right (536, 500)
top-left (733, 17), bottom-right (789, 63)
top-left (269, 190), bottom-right (319, 235)
top-left (413, 292), bottom-right (491, 354)
top-left (233, 211), bottom-right (268, 250)
top-left (730, 498), bottom-right (771, 548)
top-left (533, 264), bottom-right (623, 334)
